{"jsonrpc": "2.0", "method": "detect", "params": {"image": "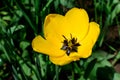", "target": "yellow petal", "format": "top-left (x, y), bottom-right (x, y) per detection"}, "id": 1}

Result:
top-left (68, 45), bottom-right (92, 59)
top-left (77, 22), bottom-right (100, 58)
top-left (32, 35), bottom-right (64, 57)
top-left (49, 54), bottom-right (80, 66)
top-left (81, 22), bottom-right (100, 45)
top-left (43, 8), bottom-right (89, 48)
top-left (65, 8), bottom-right (89, 40)
top-left (43, 14), bottom-right (64, 48)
